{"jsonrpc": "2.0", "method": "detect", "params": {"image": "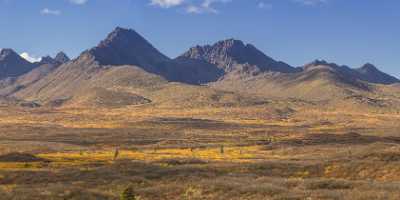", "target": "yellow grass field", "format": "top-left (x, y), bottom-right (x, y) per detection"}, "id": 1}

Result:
top-left (0, 103), bottom-right (400, 200)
